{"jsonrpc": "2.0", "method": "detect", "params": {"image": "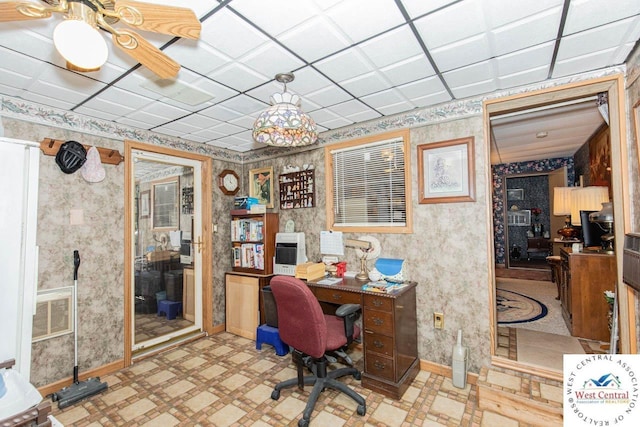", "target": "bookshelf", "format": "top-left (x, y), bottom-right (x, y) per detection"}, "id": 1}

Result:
top-left (230, 211), bottom-right (279, 275)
